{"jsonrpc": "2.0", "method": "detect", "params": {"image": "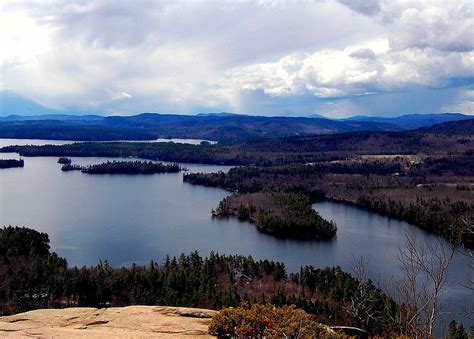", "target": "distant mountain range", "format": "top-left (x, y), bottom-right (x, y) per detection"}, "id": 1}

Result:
top-left (0, 111), bottom-right (472, 142)
top-left (0, 113), bottom-right (395, 141)
top-left (0, 114), bottom-right (104, 122)
top-left (0, 90), bottom-right (472, 141)
top-left (1, 110), bottom-right (470, 128)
